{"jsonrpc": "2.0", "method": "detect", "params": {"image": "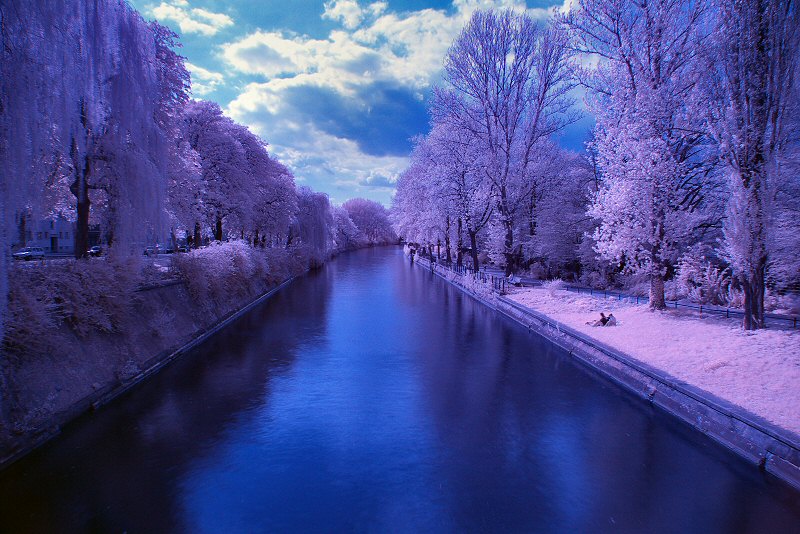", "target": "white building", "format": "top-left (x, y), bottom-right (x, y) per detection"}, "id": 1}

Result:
top-left (15, 217), bottom-right (76, 254)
